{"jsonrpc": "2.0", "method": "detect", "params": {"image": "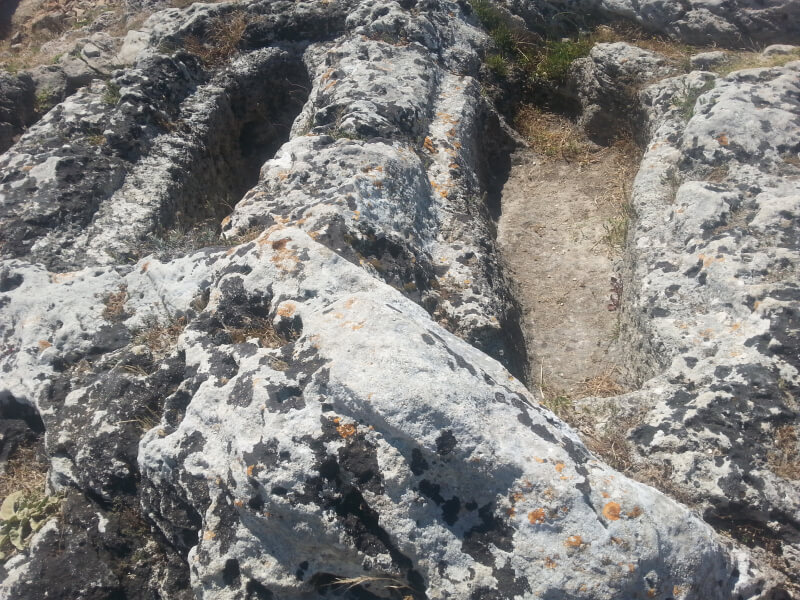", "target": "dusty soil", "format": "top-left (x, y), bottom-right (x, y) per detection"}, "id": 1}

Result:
top-left (497, 142), bottom-right (636, 401)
